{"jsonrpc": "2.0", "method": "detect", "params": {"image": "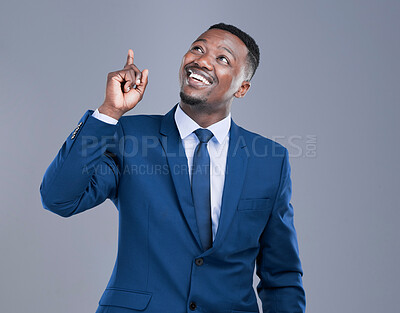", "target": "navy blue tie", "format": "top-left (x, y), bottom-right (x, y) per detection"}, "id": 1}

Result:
top-left (192, 128), bottom-right (214, 251)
